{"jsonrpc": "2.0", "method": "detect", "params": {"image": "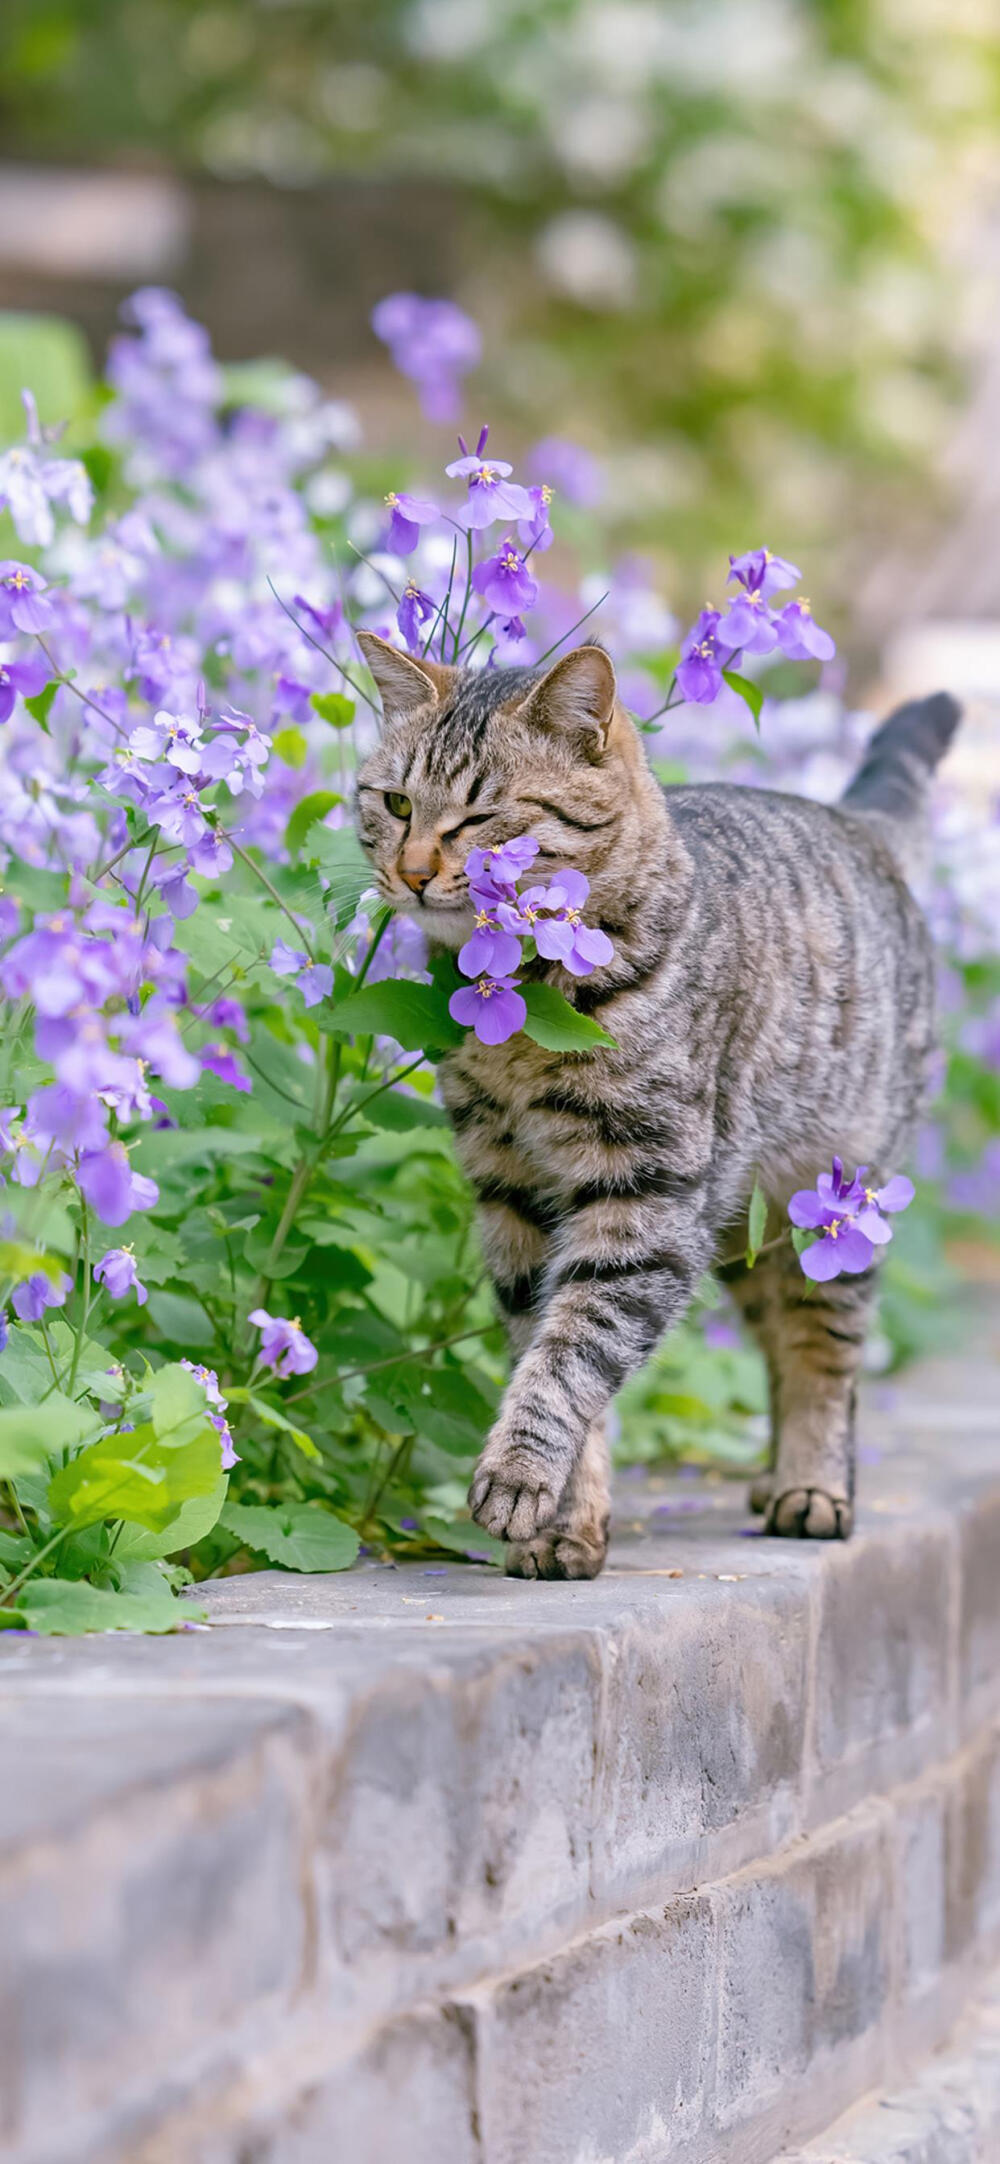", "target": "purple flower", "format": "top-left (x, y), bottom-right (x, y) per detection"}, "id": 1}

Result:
top-left (0, 1309), bottom-right (7, 1353)
top-left (465, 834), bottom-right (539, 895)
top-left (372, 294), bottom-right (480, 421)
top-left (728, 548), bottom-right (801, 599)
top-left (249, 1307), bottom-right (319, 1378)
top-left (383, 492), bottom-right (439, 555)
top-left (446, 430), bottom-right (534, 531)
top-left (448, 974), bottom-right (527, 1045)
top-left (714, 588), bottom-right (778, 656)
top-left (25, 1083), bottom-right (108, 1154)
top-left (181, 1358), bottom-right (239, 1467)
top-left (774, 600), bottom-right (836, 663)
top-left (677, 607), bottom-right (725, 704)
top-left (146, 782), bottom-right (210, 848)
top-left (12, 1270), bottom-right (72, 1322)
top-left (202, 995), bottom-right (249, 1042)
top-left (788, 1158), bottom-right (913, 1281)
top-left (522, 867), bottom-right (614, 976)
top-left (0, 562), bottom-right (56, 637)
top-left (517, 485), bottom-right (554, 554)
top-left (200, 1043), bottom-right (253, 1091)
top-left (472, 539), bottom-right (539, 616)
top-left (269, 940), bottom-right (333, 1008)
top-left (77, 1142), bottom-right (159, 1227)
top-left (94, 1246), bottom-right (148, 1304)
top-left (397, 579), bottom-right (436, 652)
top-left (0, 653), bottom-right (50, 725)
top-left (458, 901), bottom-right (523, 980)
top-left (0, 396), bottom-right (92, 548)
top-left (529, 438), bottom-right (604, 508)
